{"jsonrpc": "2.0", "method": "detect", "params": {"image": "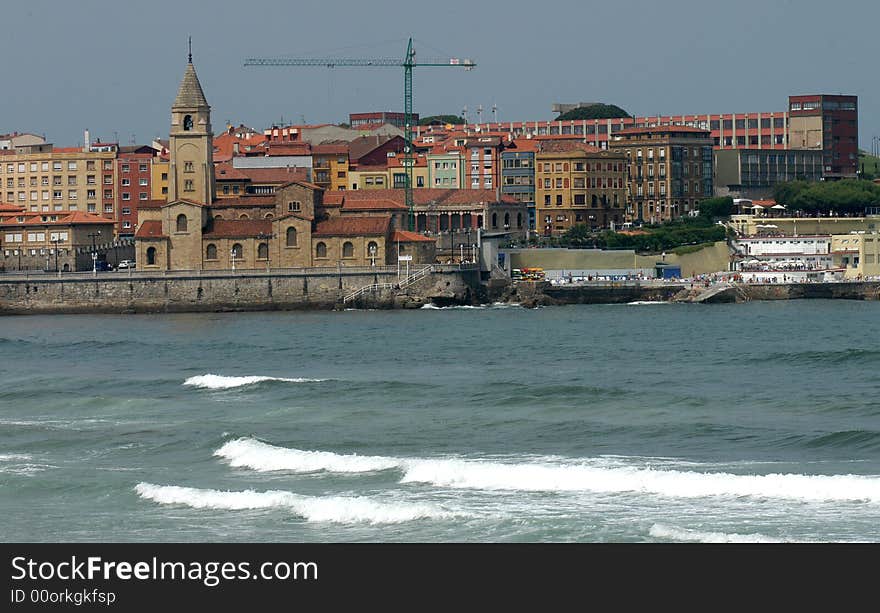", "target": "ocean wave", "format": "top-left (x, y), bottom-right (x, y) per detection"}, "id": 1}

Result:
top-left (765, 348), bottom-right (880, 366)
top-left (183, 374), bottom-right (327, 390)
top-left (215, 438), bottom-right (399, 473)
top-left (626, 301), bottom-right (672, 305)
top-left (134, 483), bottom-right (457, 524)
top-left (649, 524), bottom-right (791, 543)
top-left (0, 453), bottom-right (33, 461)
top-left (214, 440), bottom-right (880, 503)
